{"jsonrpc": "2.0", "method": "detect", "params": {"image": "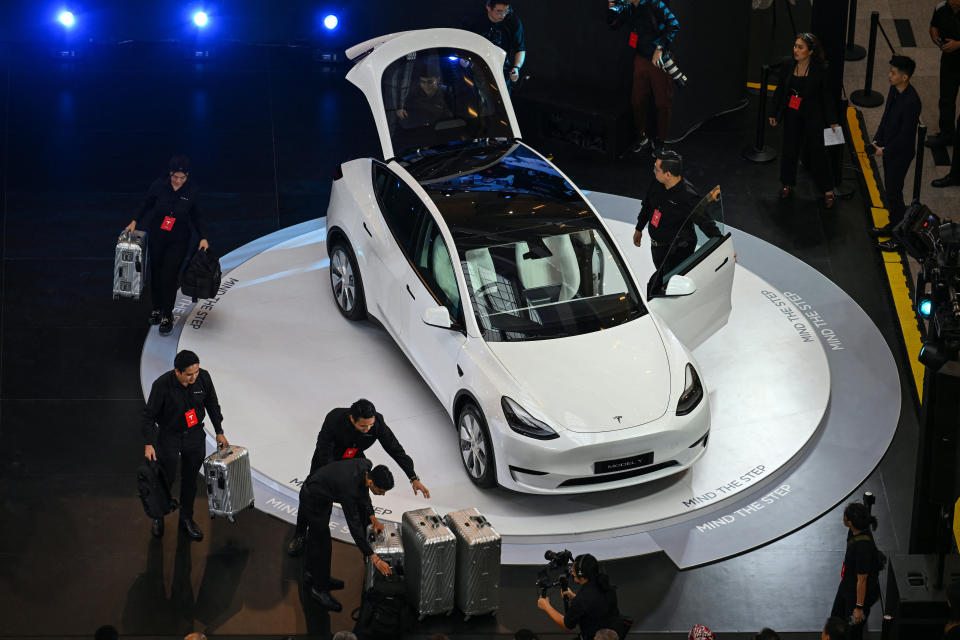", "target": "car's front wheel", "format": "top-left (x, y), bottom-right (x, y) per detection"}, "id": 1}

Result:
top-left (458, 403), bottom-right (497, 488)
top-left (329, 240), bottom-right (365, 321)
